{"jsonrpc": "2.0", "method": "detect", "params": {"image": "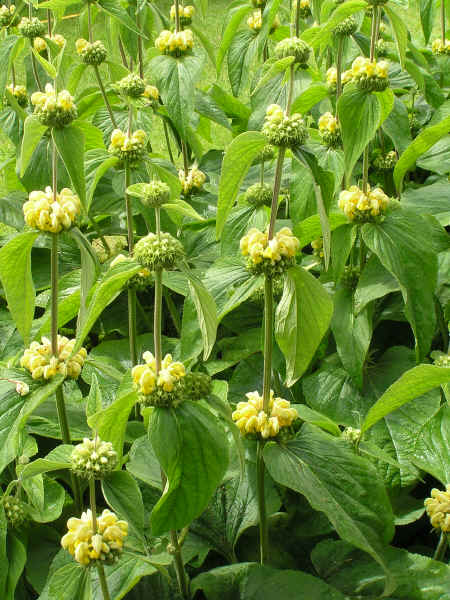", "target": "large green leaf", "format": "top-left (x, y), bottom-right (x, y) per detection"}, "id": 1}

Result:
top-left (382, 97), bottom-right (413, 154)
top-left (0, 232), bottom-right (39, 345)
top-left (313, 539), bottom-right (450, 600)
top-left (0, 375), bottom-right (64, 474)
top-left (5, 532), bottom-right (26, 600)
top-left (337, 85), bottom-right (380, 180)
top-left (18, 445), bottom-right (72, 481)
top-left (412, 403), bottom-right (450, 486)
top-left (216, 3), bottom-right (252, 74)
top-left (0, 35), bottom-right (20, 108)
top-left (419, 0), bottom-right (435, 43)
top-left (152, 54), bottom-right (200, 139)
top-left (48, 562), bottom-right (88, 600)
top-left (228, 29), bottom-right (259, 97)
top-left (216, 131), bottom-right (267, 239)
top-left (385, 6), bottom-right (407, 68)
top-left (185, 274), bottom-right (218, 361)
top-left (19, 116), bottom-right (48, 177)
top-left (362, 364), bottom-right (450, 433)
top-left (331, 288), bottom-right (372, 389)
top-left (52, 124), bottom-right (86, 208)
top-left (291, 83), bottom-right (329, 115)
top-left (102, 470), bottom-right (145, 539)
top-left (91, 553), bottom-right (156, 600)
top-left (361, 205), bottom-right (438, 361)
top-left (264, 425), bottom-right (395, 590)
top-left (98, 0), bottom-right (143, 34)
top-left (275, 266), bottom-right (333, 386)
top-left (149, 401), bottom-right (229, 535)
top-left (394, 115), bottom-right (450, 192)
top-left (302, 1), bottom-right (366, 48)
